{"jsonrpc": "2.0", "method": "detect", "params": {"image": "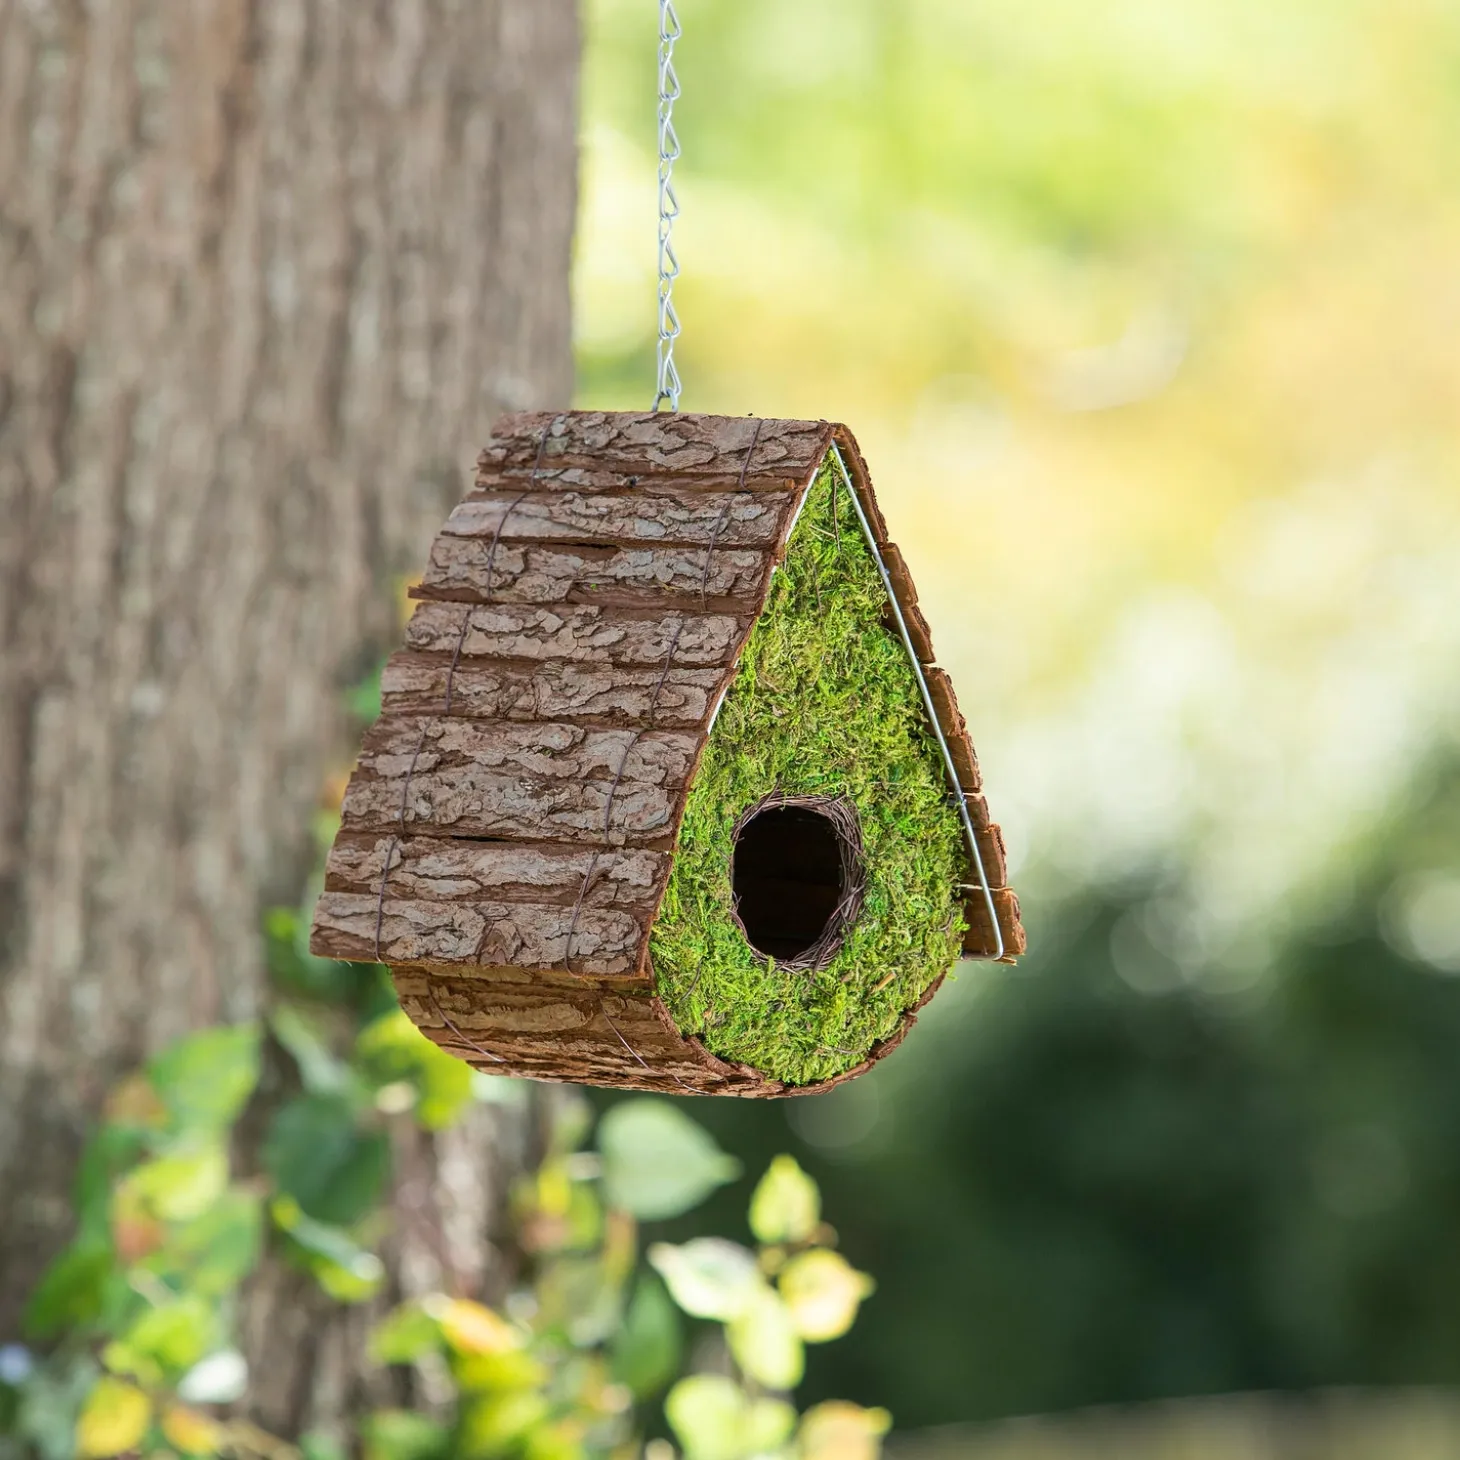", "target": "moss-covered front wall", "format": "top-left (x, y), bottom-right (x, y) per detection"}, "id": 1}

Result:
top-left (650, 457), bottom-right (967, 1087)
